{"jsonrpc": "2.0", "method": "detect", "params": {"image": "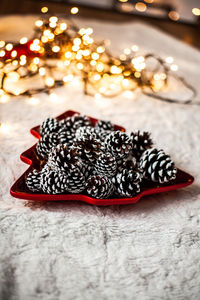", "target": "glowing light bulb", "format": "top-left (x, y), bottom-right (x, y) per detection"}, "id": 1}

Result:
top-left (123, 90), bottom-right (134, 99)
top-left (97, 46), bottom-right (105, 54)
top-left (135, 2), bottom-right (147, 12)
top-left (39, 67), bottom-right (46, 76)
top-left (93, 74), bottom-right (101, 81)
top-left (29, 97), bottom-right (40, 105)
top-left (33, 57), bottom-right (40, 64)
top-left (124, 48), bottom-right (131, 55)
top-left (41, 6), bottom-right (48, 13)
top-left (165, 56), bottom-right (174, 64)
top-left (77, 63), bottom-right (83, 70)
top-left (91, 52), bottom-right (99, 60)
top-left (49, 16), bottom-right (58, 23)
top-left (131, 45), bottom-right (139, 52)
top-left (20, 37), bottom-right (28, 44)
top-left (52, 46), bottom-right (60, 53)
top-left (170, 64), bottom-right (178, 71)
top-left (45, 77), bottom-right (55, 87)
top-left (192, 8), bottom-right (200, 16)
top-left (71, 7), bottom-right (79, 14)
top-left (85, 28), bottom-right (93, 35)
top-left (65, 51), bottom-right (72, 59)
top-left (0, 41), bottom-right (5, 48)
top-left (168, 11), bottom-right (179, 21)
top-left (6, 43), bottom-right (13, 51)
top-left (60, 23), bottom-right (67, 30)
top-left (35, 20), bottom-right (43, 27)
